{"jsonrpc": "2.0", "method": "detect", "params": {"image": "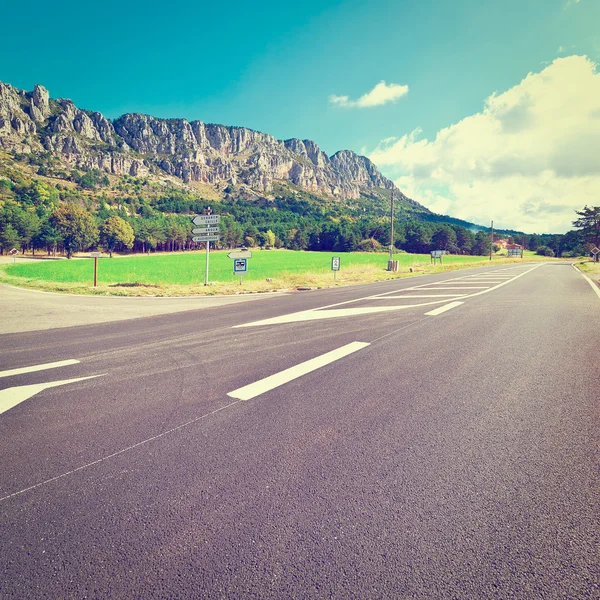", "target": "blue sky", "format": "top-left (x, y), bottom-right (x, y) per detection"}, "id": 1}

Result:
top-left (1, 0), bottom-right (599, 232)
